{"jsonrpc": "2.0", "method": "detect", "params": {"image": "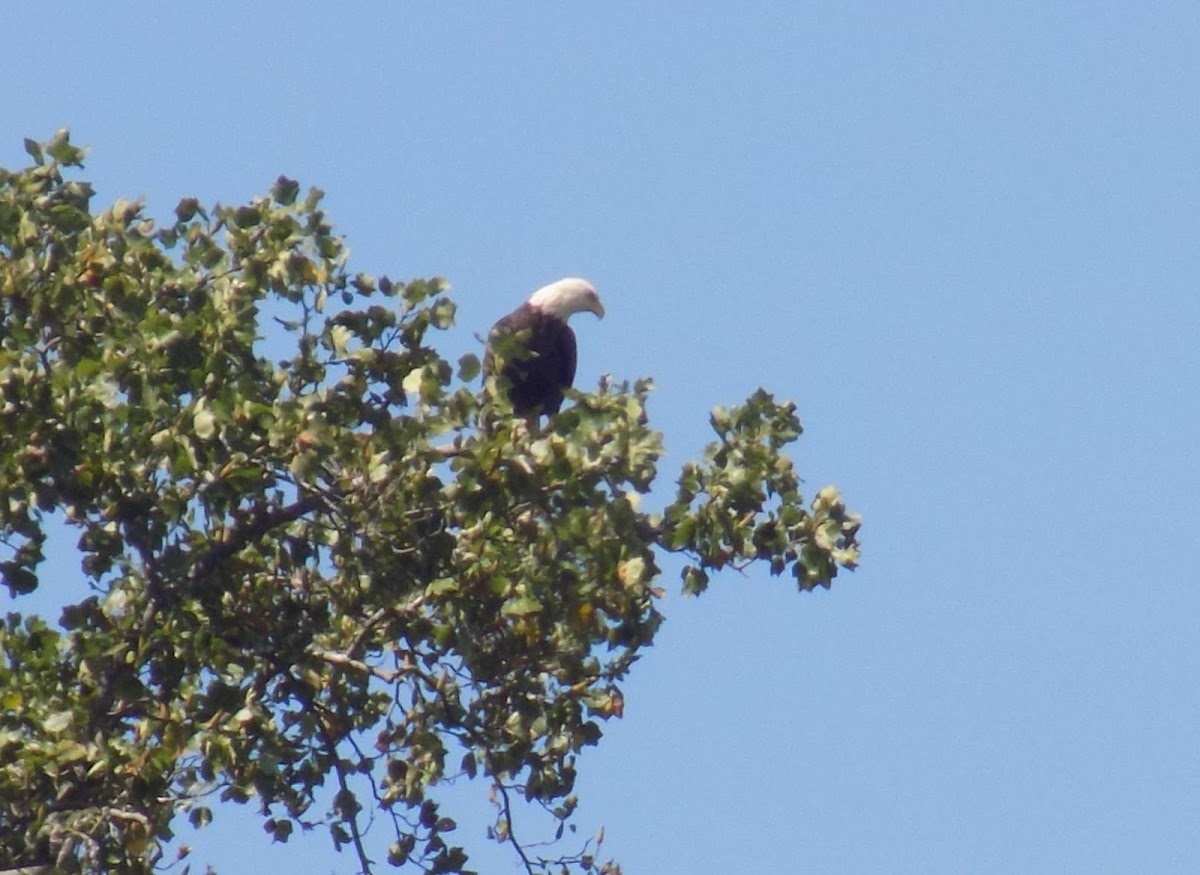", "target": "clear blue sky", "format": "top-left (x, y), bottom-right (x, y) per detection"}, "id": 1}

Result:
top-left (6, 3), bottom-right (1200, 873)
